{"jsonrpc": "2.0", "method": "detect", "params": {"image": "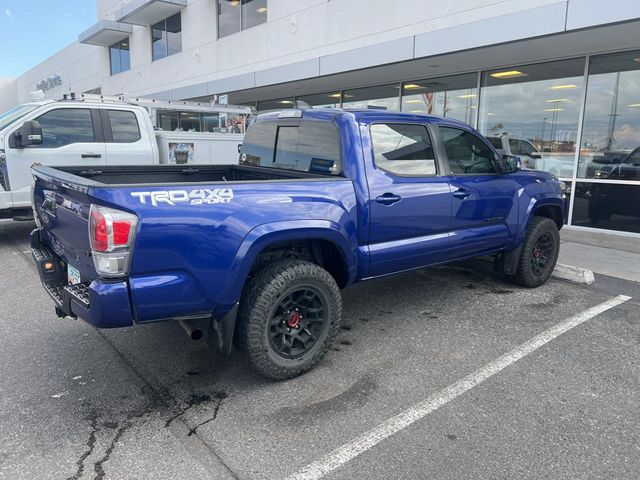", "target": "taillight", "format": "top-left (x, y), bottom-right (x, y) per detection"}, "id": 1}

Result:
top-left (89, 204), bottom-right (138, 277)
